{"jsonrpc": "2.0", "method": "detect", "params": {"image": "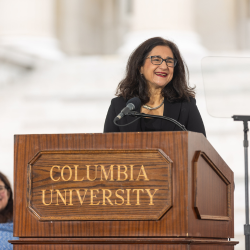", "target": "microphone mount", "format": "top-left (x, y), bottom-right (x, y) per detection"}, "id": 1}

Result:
top-left (129, 111), bottom-right (187, 131)
top-left (113, 111), bottom-right (187, 131)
